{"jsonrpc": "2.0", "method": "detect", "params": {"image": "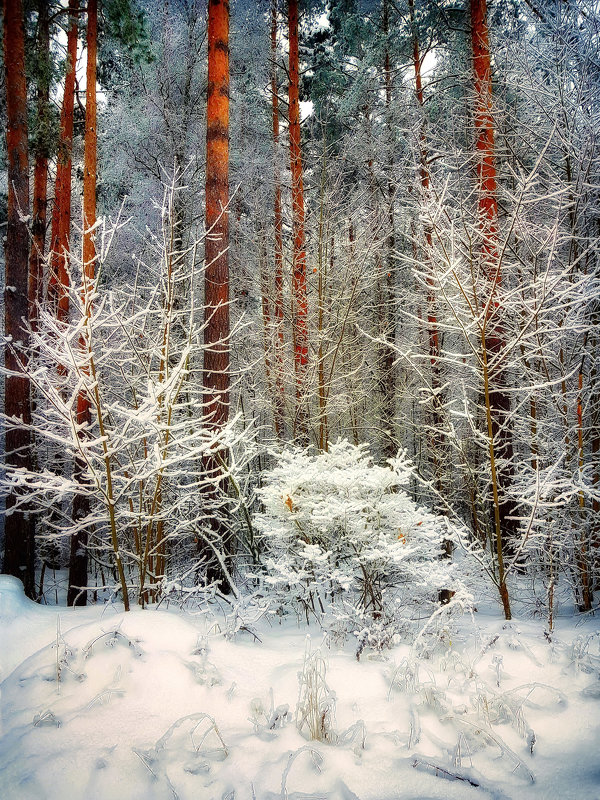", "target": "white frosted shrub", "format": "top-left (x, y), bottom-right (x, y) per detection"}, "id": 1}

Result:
top-left (255, 441), bottom-right (457, 648)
